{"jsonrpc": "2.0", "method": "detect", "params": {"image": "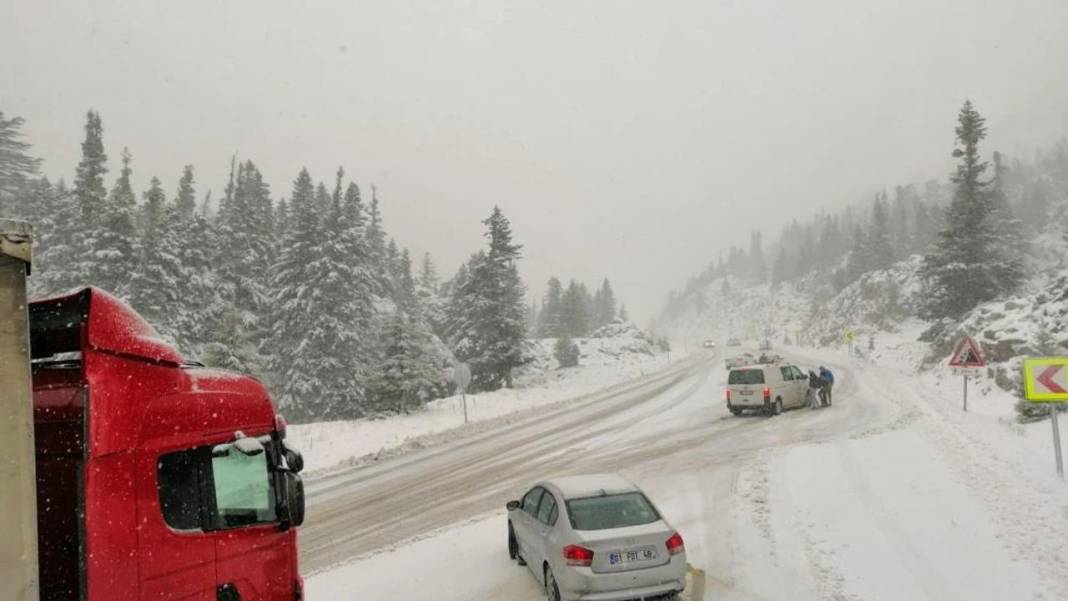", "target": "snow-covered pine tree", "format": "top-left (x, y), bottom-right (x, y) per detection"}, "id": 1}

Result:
top-left (265, 168), bottom-right (326, 419)
top-left (537, 277), bottom-right (565, 337)
top-left (366, 185), bottom-right (388, 282)
top-left (771, 246), bottom-right (788, 285)
top-left (368, 312), bottom-right (449, 415)
top-left (845, 223), bottom-right (872, 283)
top-left (89, 147), bottom-right (139, 297)
top-left (175, 165), bottom-right (196, 219)
top-left (596, 278), bottom-right (617, 327)
top-left (554, 334), bottom-right (580, 368)
top-left (921, 101), bottom-right (1026, 319)
top-left (868, 192), bottom-right (894, 271)
top-left (890, 185), bottom-right (913, 260)
top-left (561, 279), bottom-right (590, 338)
top-left (210, 161), bottom-right (274, 373)
top-left (66, 110), bottom-right (110, 292)
top-left (0, 111), bottom-right (42, 214)
top-left (418, 252), bottom-right (449, 339)
top-left (989, 151), bottom-right (1028, 286)
top-left (339, 180), bottom-right (379, 380)
top-left (128, 190), bottom-right (184, 345)
top-left (419, 252), bottom-right (439, 293)
top-left (74, 111), bottom-right (108, 224)
top-left (167, 168), bottom-right (223, 355)
top-left (447, 207), bottom-right (527, 390)
top-left (141, 175), bottom-right (166, 243)
top-left (30, 179), bottom-right (80, 297)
